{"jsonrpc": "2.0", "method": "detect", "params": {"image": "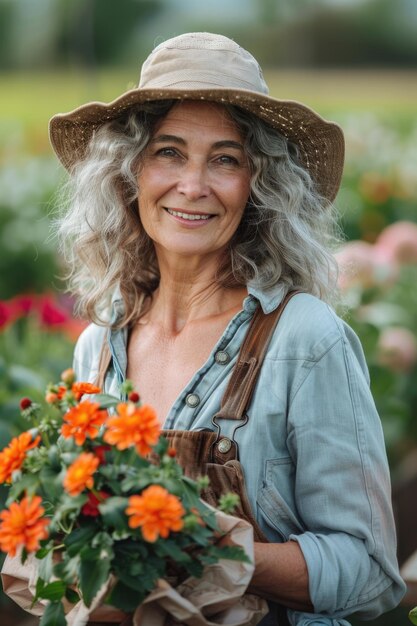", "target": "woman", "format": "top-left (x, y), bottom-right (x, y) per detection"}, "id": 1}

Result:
top-left (50, 33), bottom-right (405, 625)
